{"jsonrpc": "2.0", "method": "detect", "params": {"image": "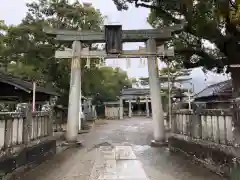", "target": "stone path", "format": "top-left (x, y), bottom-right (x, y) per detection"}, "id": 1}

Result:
top-left (90, 145), bottom-right (149, 180)
top-left (18, 117), bottom-right (226, 180)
